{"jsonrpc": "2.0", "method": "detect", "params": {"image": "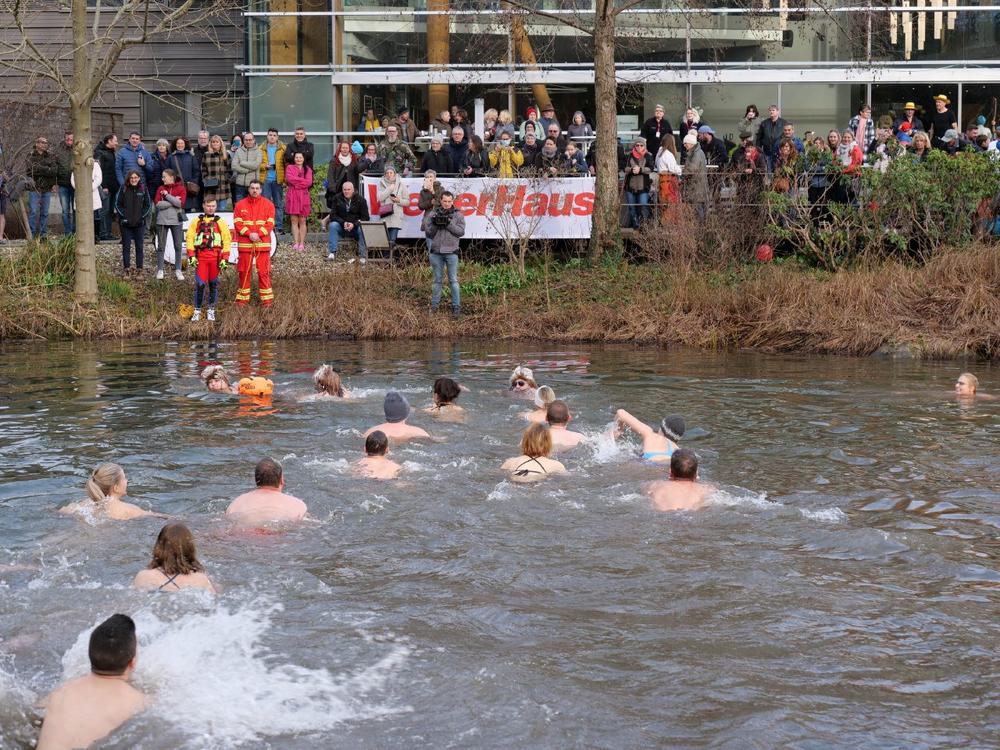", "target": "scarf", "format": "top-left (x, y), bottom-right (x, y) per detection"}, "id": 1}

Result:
top-left (855, 116), bottom-right (868, 147)
top-left (836, 143), bottom-right (853, 167)
top-left (541, 145), bottom-right (557, 158)
top-left (338, 153), bottom-right (353, 167)
top-left (631, 146), bottom-right (646, 160)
